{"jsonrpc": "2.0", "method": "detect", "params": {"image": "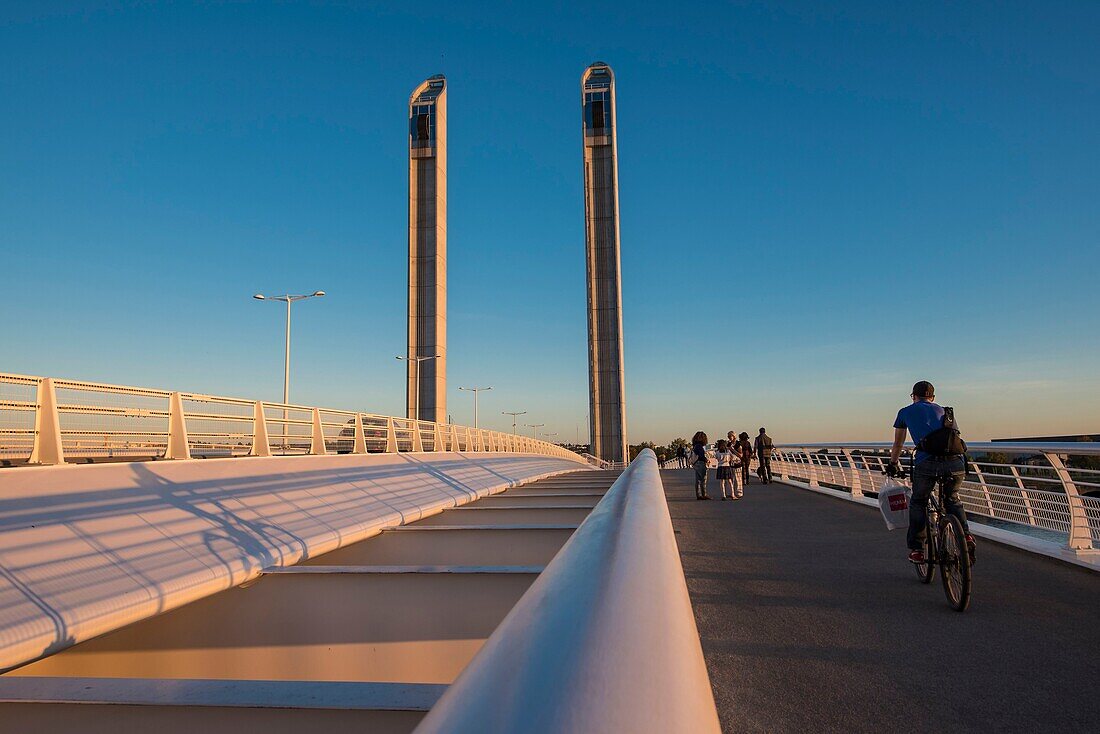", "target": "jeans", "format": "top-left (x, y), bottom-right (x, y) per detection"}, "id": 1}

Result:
top-left (694, 460), bottom-right (708, 497)
top-left (757, 454), bottom-right (772, 482)
top-left (907, 455), bottom-right (969, 550)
